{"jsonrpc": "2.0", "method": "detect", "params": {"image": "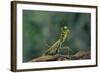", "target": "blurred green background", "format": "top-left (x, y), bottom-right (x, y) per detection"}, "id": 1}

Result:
top-left (23, 10), bottom-right (91, 62)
